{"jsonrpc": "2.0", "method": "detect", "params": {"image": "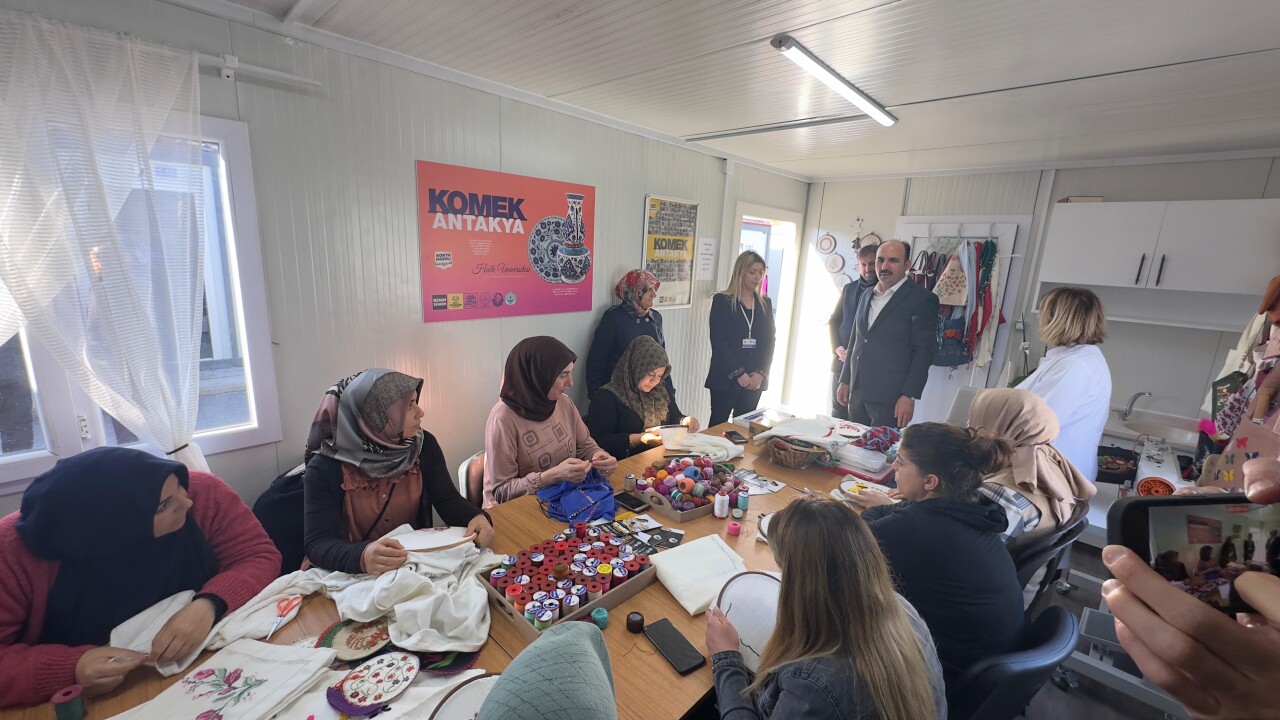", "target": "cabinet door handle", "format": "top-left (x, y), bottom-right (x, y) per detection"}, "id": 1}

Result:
top-left (1134, 253), bottom-right (1147, 285)
top-left (1155, 254), bottom-right (1167, 287)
